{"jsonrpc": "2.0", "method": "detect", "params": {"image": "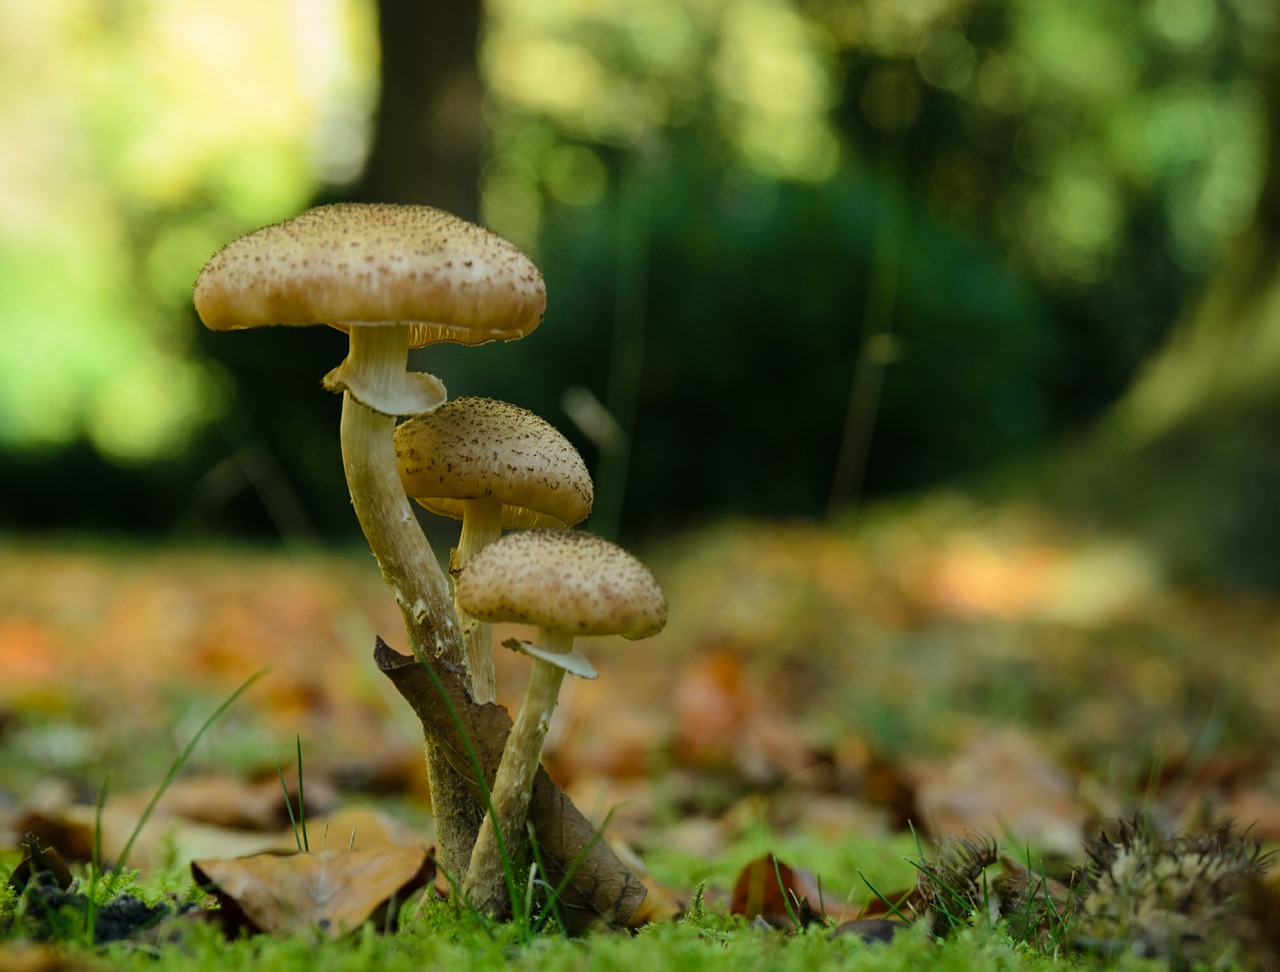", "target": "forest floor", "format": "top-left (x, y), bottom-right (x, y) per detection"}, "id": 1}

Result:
top-left (3, 492), bottom-right (1280, 965)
